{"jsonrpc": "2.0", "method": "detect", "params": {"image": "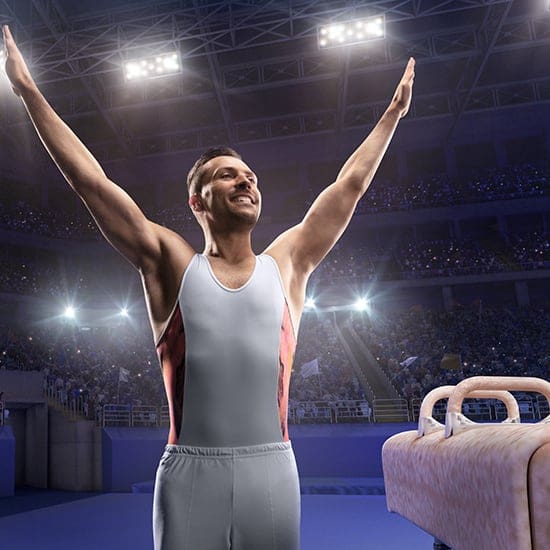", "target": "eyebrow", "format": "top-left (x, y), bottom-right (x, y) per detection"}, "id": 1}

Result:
top-left (215, 166), bottom-right (257, 179)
